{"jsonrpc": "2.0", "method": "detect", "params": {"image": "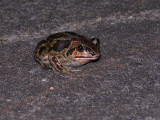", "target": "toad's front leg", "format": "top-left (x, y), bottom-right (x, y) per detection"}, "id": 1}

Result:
top-left (49, 55), bottom-right (70, 74)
